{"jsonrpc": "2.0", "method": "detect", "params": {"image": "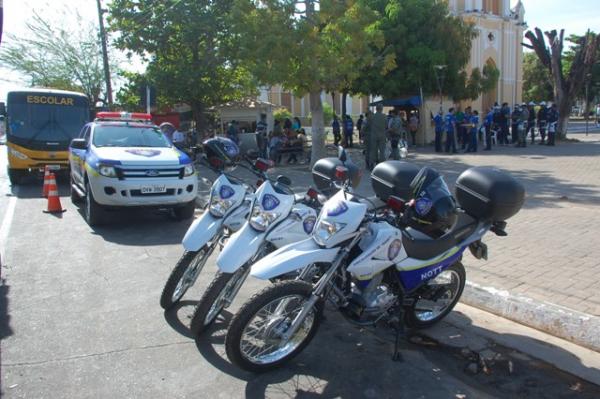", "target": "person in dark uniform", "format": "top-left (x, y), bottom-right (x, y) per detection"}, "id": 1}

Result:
top-left (527, 102), bottom-right (536, 144)
top-left (499, 102), bottom-right (510, 145)
top-left (484, 107), bottom-right (494, 151)
top-left (537, 101), bottom-right (548, 144)
top-left (510, 104), bottom-right (521, 144)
